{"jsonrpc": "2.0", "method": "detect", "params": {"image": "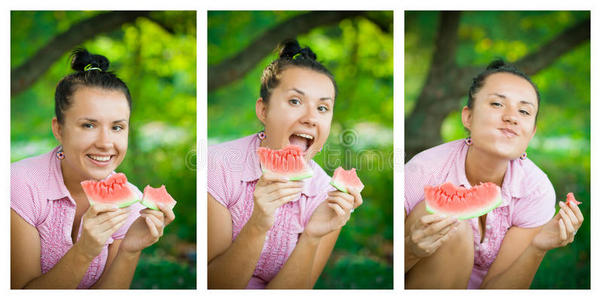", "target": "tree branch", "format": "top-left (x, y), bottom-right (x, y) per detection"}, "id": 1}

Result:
top-left (11, 11), bottom-right (149, 97)
top-left (208, 11), bottom-right (364, 92)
